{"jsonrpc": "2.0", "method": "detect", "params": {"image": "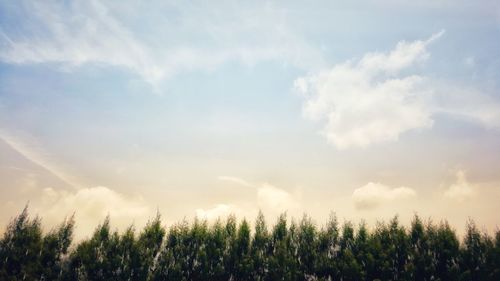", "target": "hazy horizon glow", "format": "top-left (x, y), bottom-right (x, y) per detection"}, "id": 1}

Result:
top-left (1, 0), bottom-right (499, 240)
